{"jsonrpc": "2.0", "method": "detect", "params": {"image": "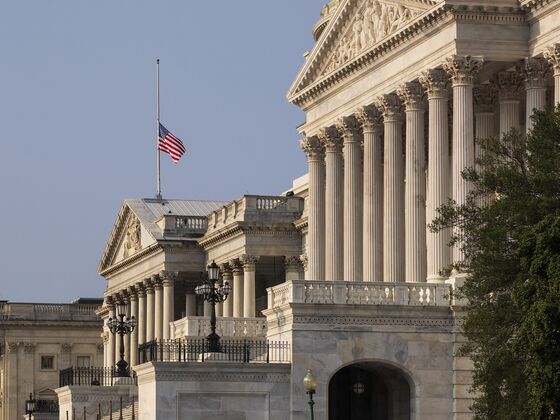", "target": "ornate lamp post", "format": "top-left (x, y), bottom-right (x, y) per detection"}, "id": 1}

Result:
top-left (25, 393), bottom-right (36, 420)
top-left (107, 300), bottom-right (136, 377)
top-left (303, 369), bottom-right (317, 420)
top-left (195, 261), bottom-right (231, 353)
